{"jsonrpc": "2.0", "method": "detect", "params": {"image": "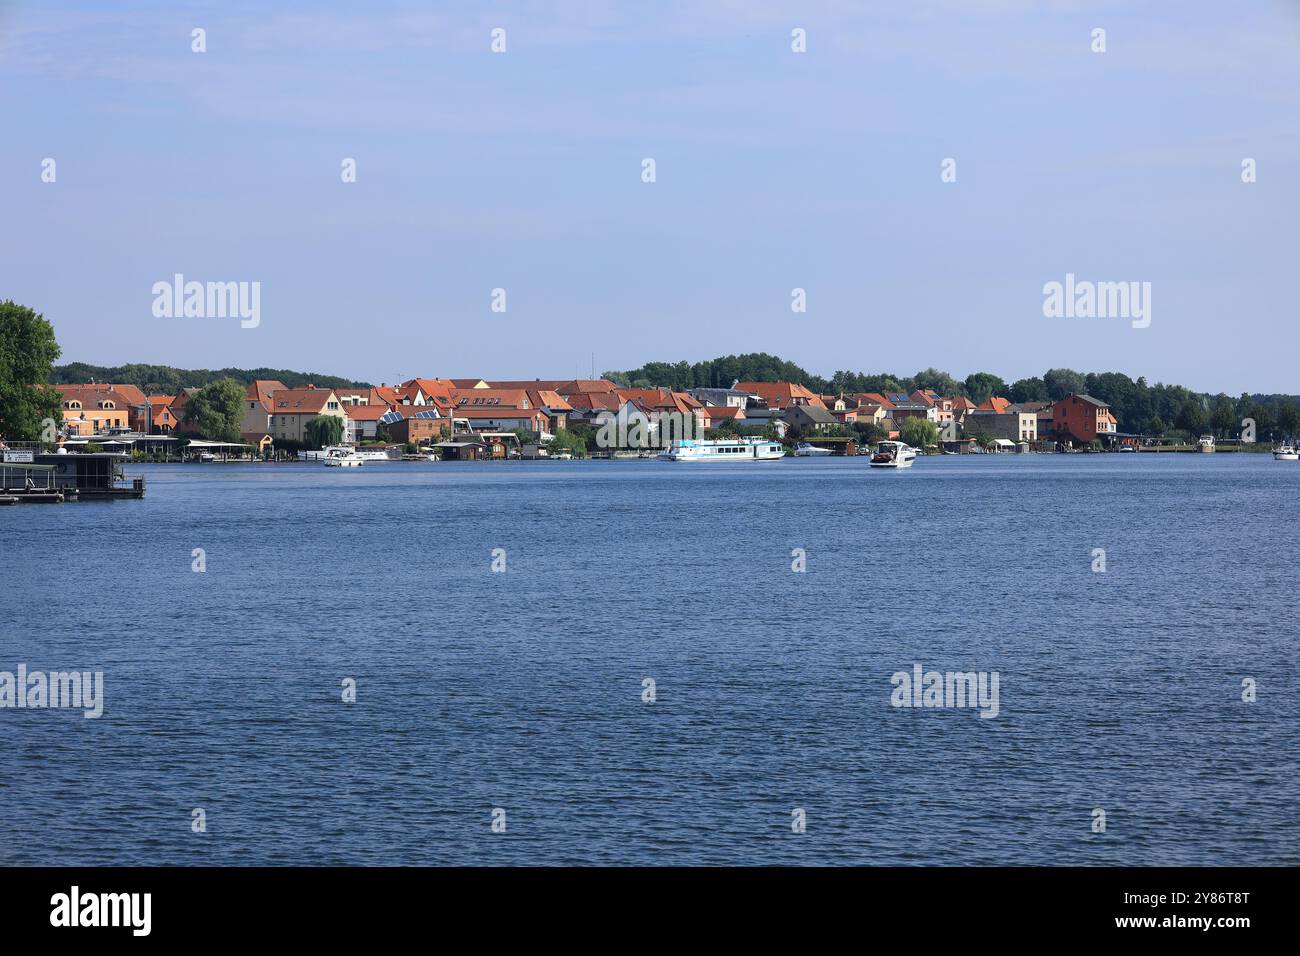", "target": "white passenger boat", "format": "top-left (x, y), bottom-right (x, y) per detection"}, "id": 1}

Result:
top-left (323, 447), bottom-right (365, 467)
top-left (1197, 435), bottom-right (1216, 453)
top-left (794, 442), bottom-right (834, 457)
top-left (659, 438), bottom-right (785, 461)
top-left (1274, 444), bottom-right (1298, 461)
top-left (869, 440), bottom-right (916, 469)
